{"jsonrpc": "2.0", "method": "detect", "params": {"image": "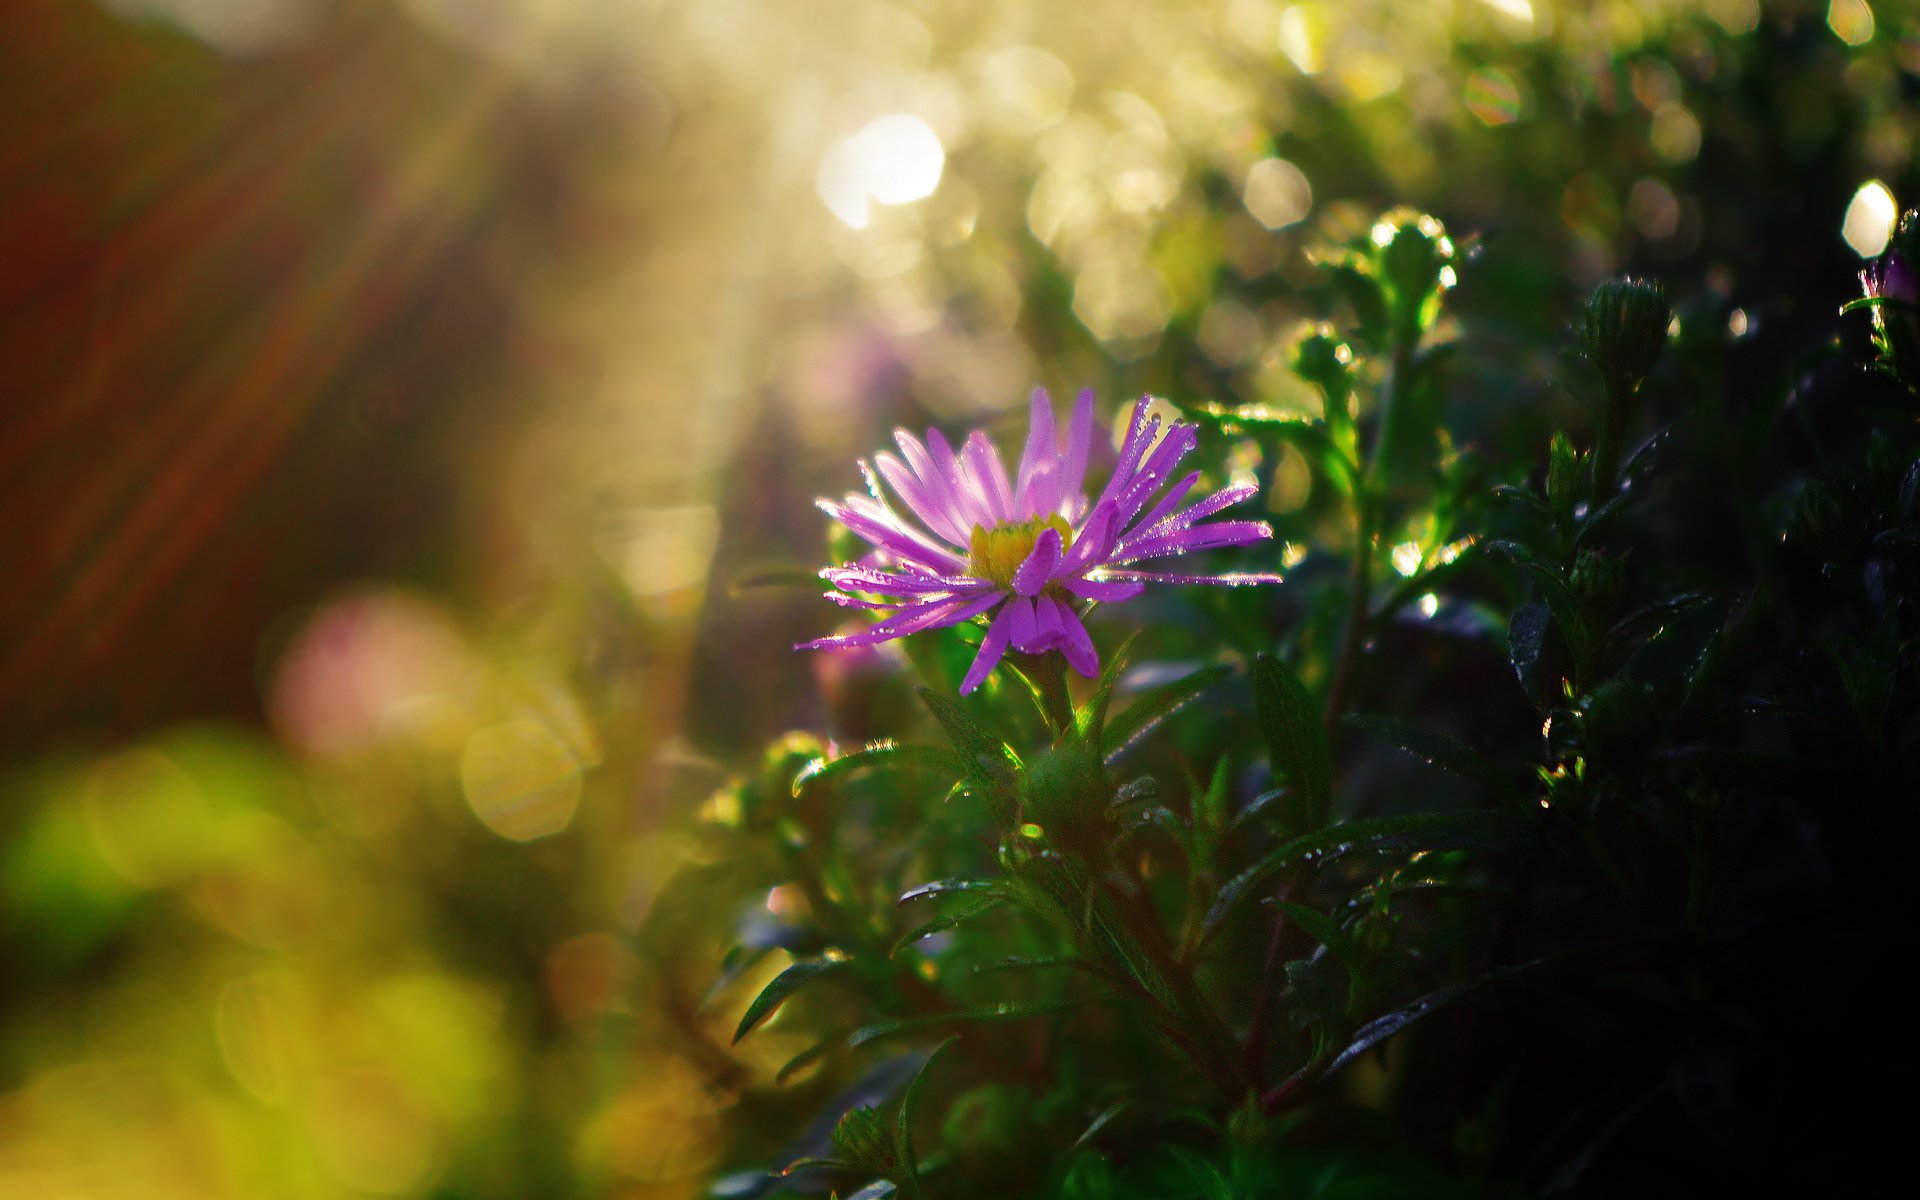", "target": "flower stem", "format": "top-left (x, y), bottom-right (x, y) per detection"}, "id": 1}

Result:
top-left (1007, 651), bottom-right (1075, 738)
top-left (1590, 377), bottom-right (1632, 505)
